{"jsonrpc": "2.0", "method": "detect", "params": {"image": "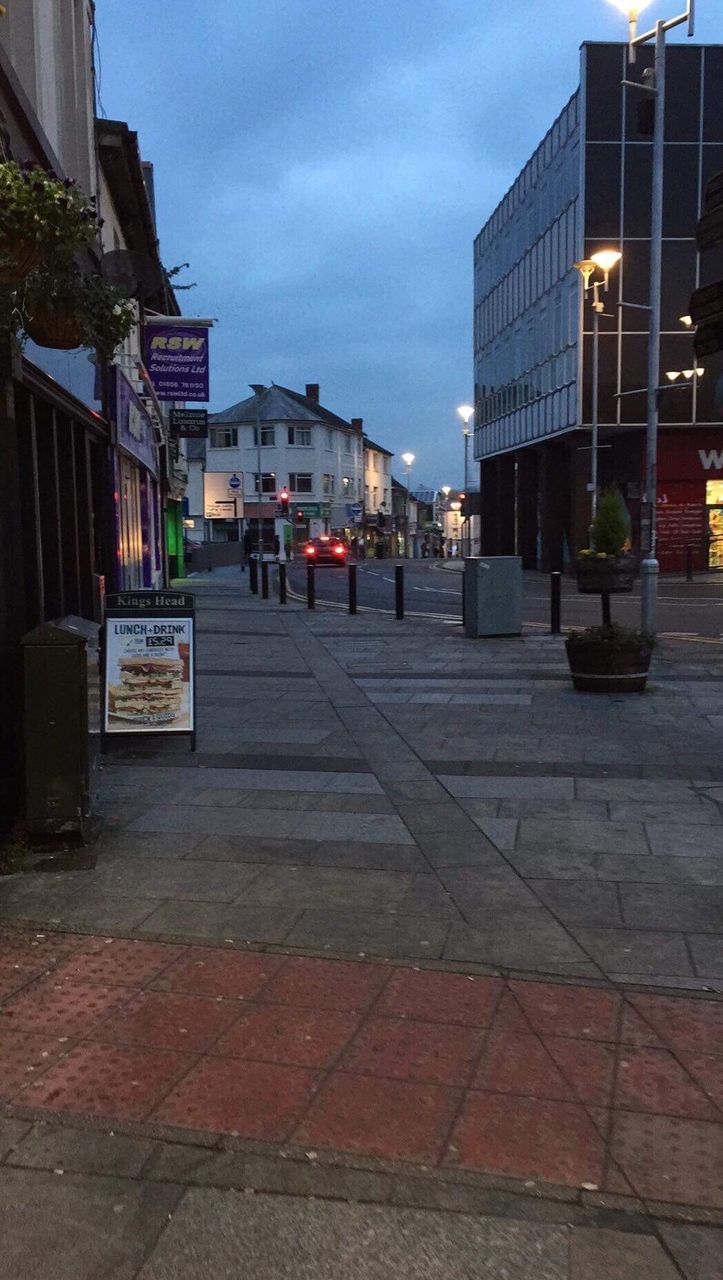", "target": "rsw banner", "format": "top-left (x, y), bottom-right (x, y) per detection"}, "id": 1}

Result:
top-left (143, 323), bottom-right (210, 401)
